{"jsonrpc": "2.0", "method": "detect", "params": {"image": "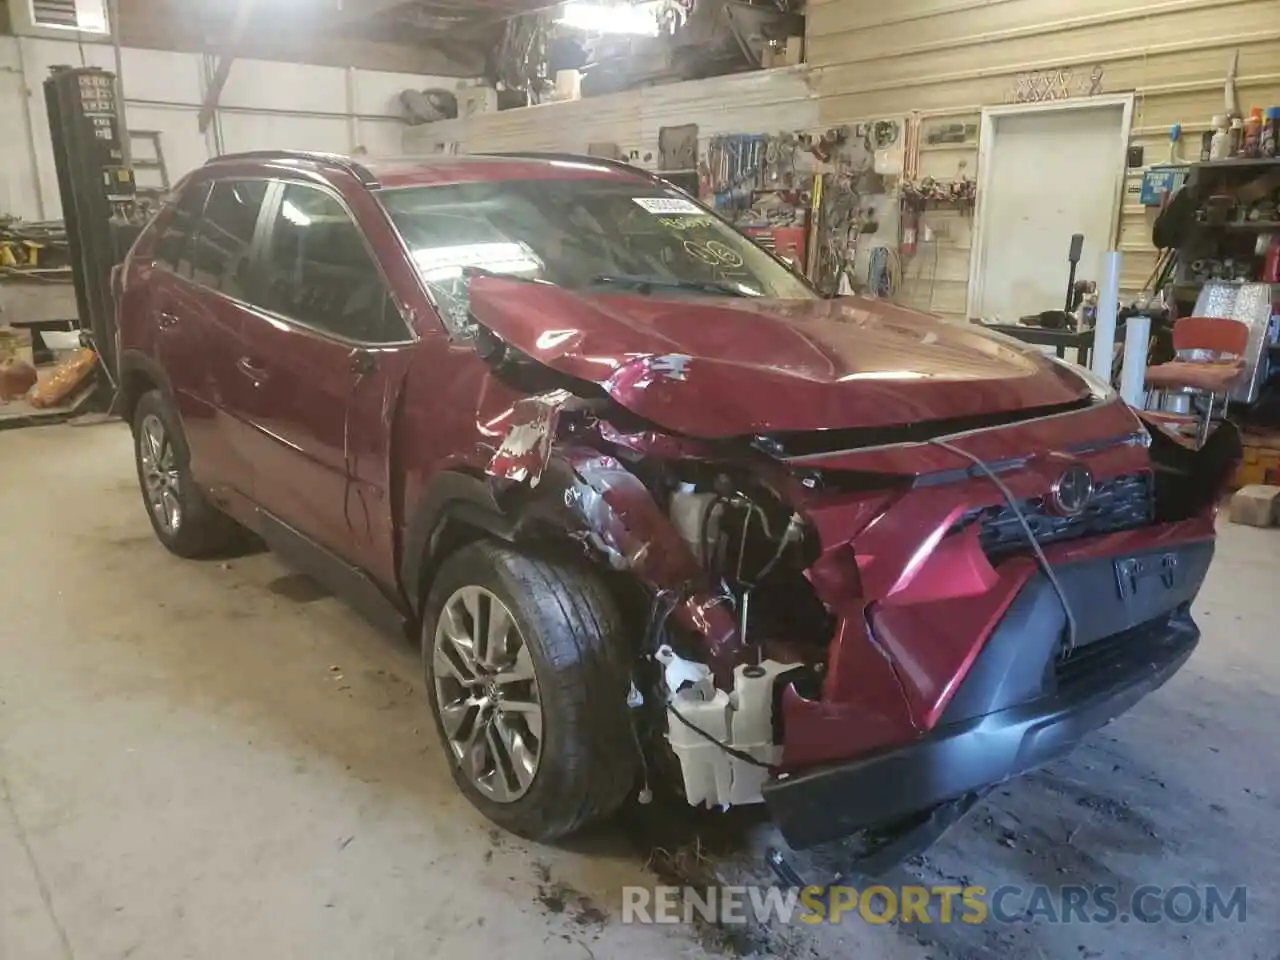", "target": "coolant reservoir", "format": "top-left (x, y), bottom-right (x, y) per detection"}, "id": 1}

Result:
top-left (667, 685), bottom-right (735, 807)
top-left (723, 662), bottom-right (790, 805)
